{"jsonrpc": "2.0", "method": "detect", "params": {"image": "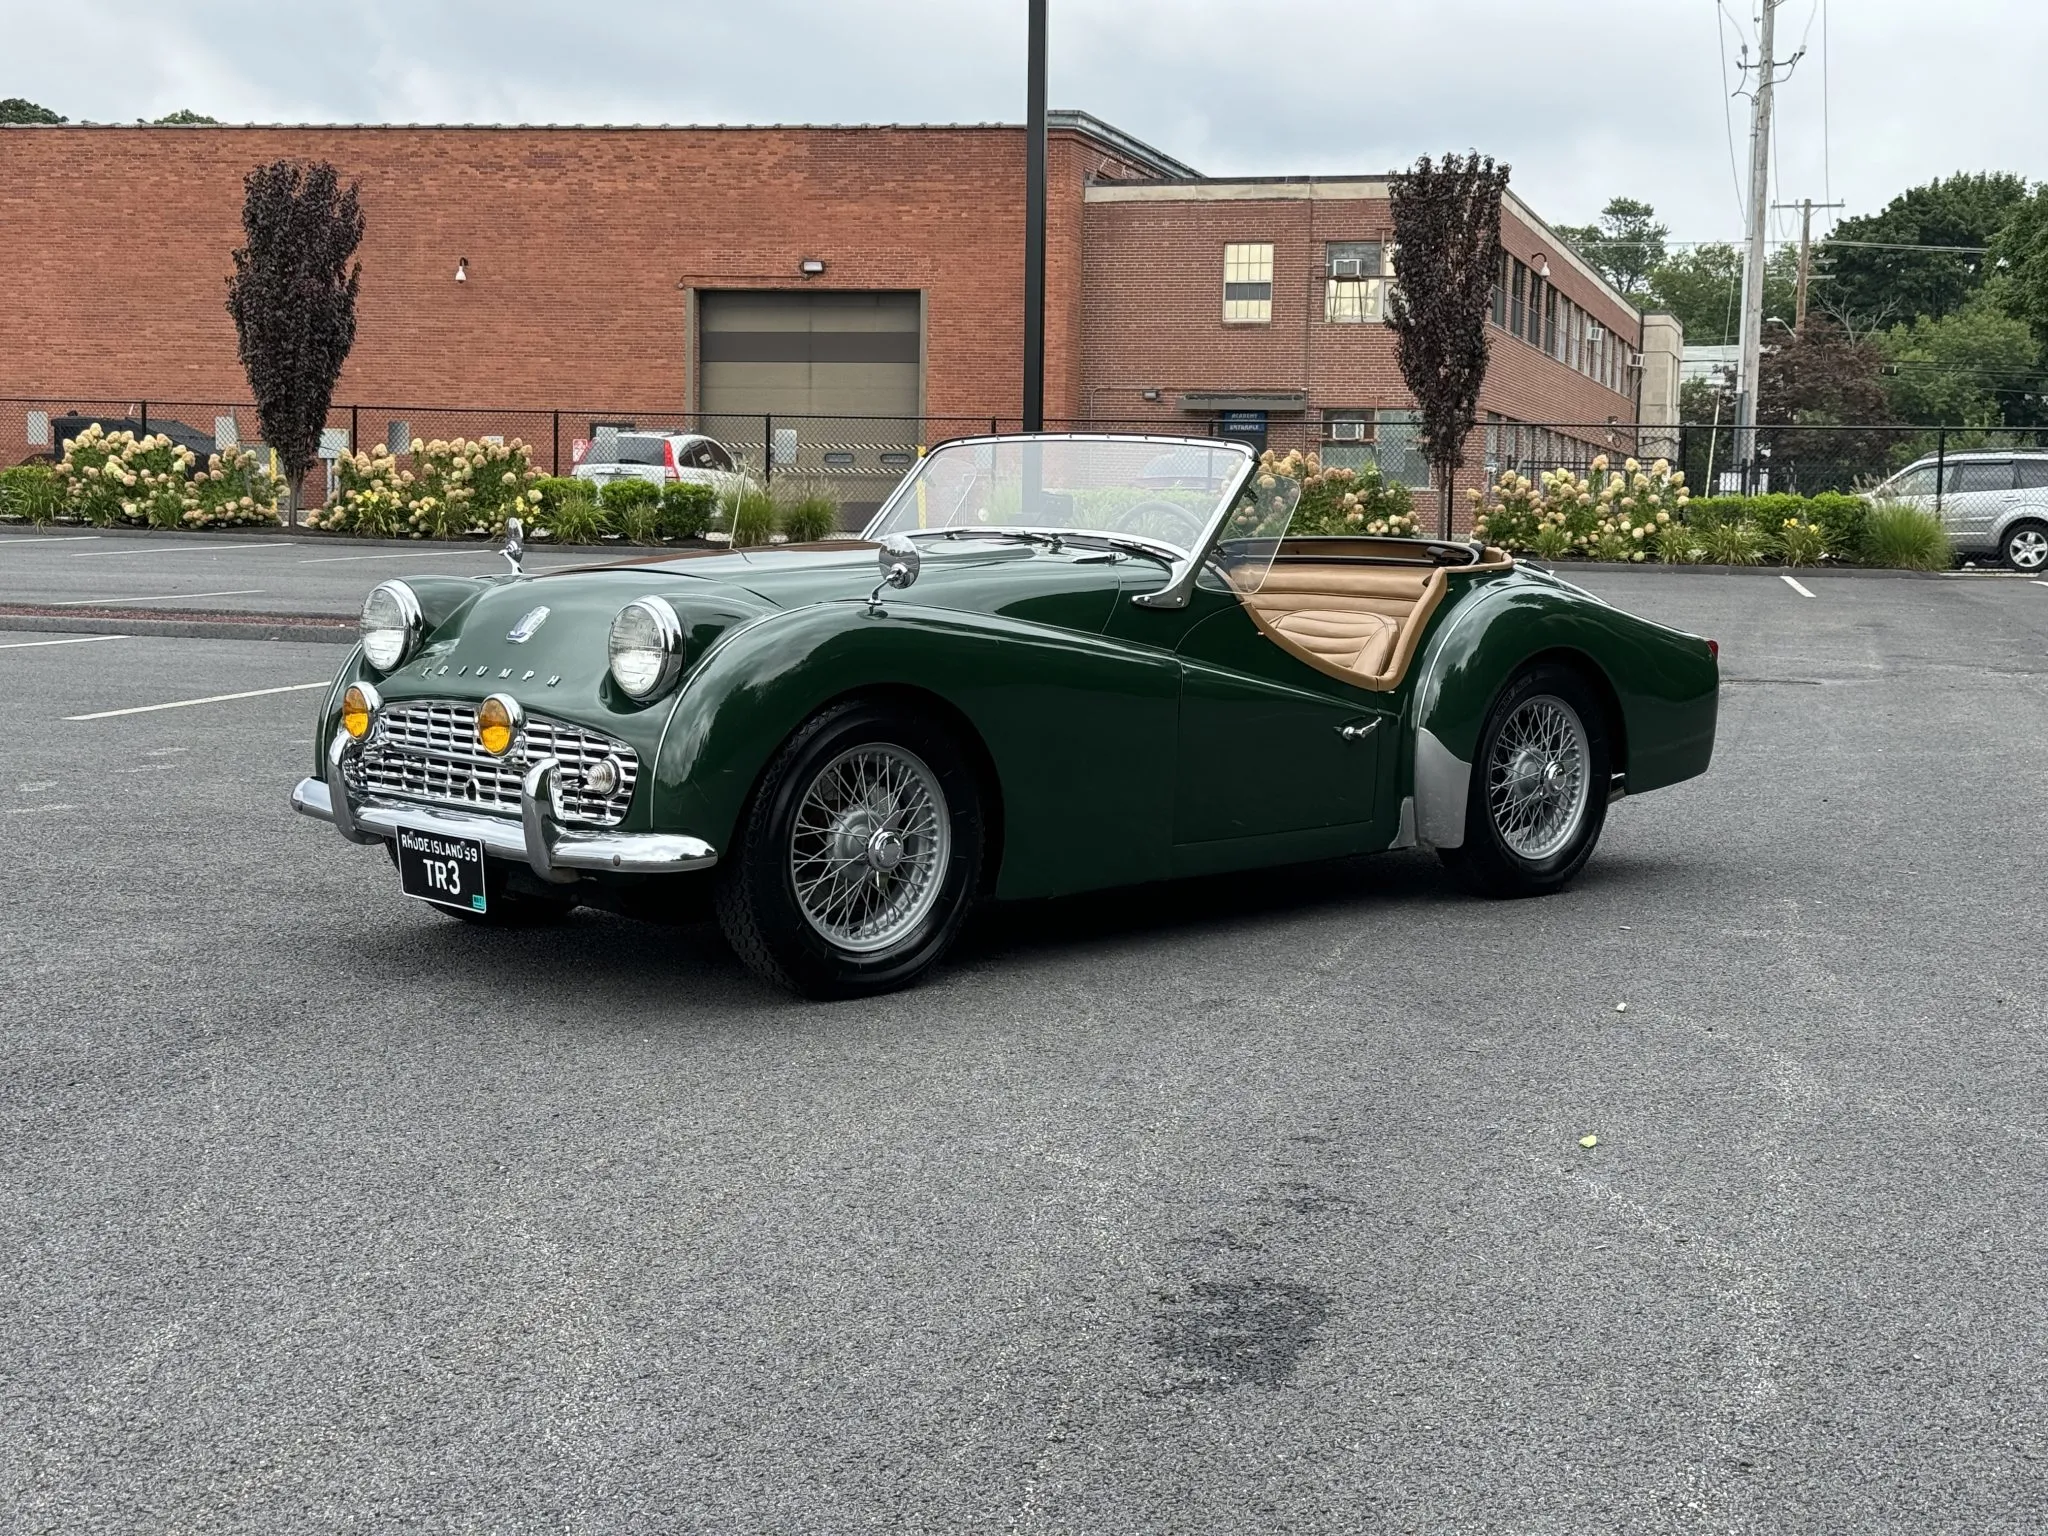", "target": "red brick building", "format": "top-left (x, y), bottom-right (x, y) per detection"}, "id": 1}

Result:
top-left (0, 113), bottom-right (1678, 510)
